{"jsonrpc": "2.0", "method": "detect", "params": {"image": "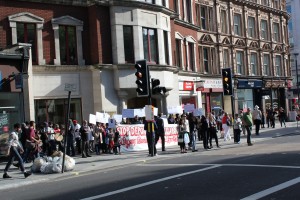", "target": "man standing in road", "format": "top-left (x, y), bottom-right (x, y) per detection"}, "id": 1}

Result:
top-left (242, 107), bottom-right (253, 146)
top-left (155, 113), bottom-right (165, 152)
